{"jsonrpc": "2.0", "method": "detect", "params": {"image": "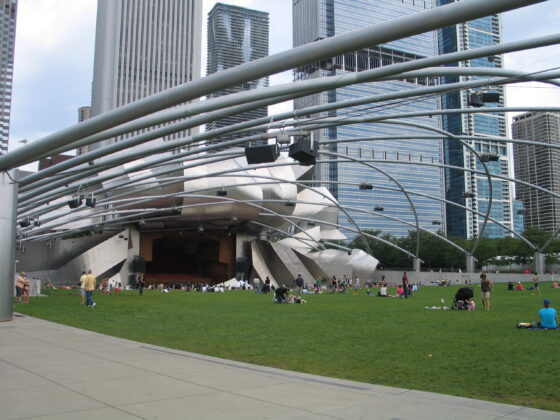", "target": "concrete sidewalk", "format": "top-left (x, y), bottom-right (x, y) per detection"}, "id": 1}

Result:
top-left (1, 315), bottom-right (558, 420)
